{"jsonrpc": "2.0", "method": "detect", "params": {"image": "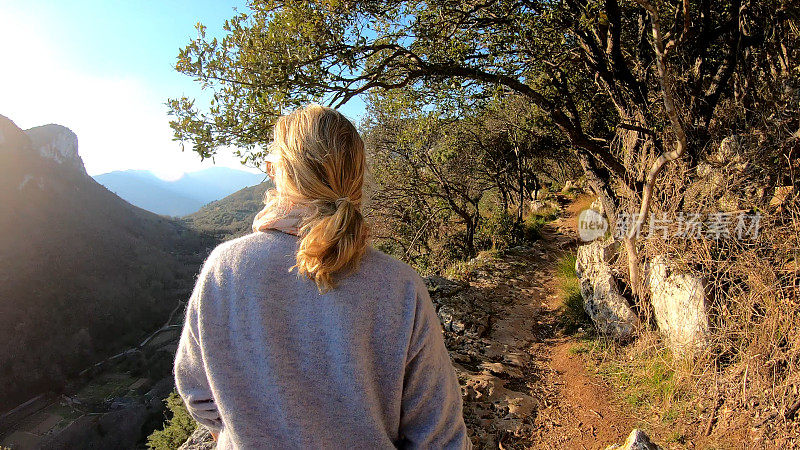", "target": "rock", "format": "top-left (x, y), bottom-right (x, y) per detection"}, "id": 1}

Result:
top-left (605, 429), bottom-right (662, 450)
top-left (424, 276), bottom-right (489, 337)
top-left (24, 124), bottom-right (86, 174)
top-left (179, 426), bottom-right (215, 450)
top-left (769, 185), bottom-right (794, 211)
top-left (561, 178), bottom-right (585, 193)
top-left (480, 361), bottom-right (524, 379)
top-left (647, 255), bottom-right (709, 355)
top-left (437, 305), bottom-right (456, 330)
top-left (0, 115), bottom-right (32, 153)
top-left (575, 240), bottom-right (639, 341)
top-left (425, 276), bottom-right (467, 298)
top-left (530, 200), bottom-right (546, 211)
top-left (530, 197), bottom-right (560, 213)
